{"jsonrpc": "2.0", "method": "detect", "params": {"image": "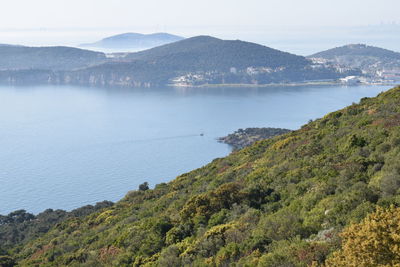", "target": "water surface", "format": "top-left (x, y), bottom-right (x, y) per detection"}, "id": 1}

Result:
top-left (0, 84), bottom-right (391, 214)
